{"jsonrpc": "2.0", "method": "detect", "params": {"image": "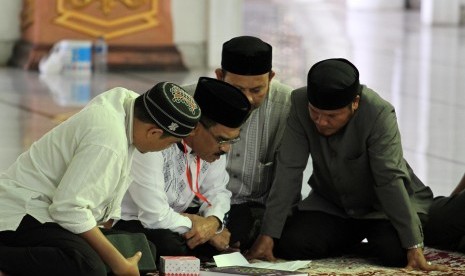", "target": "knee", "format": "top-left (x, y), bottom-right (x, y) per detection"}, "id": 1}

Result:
top-left (80, 264), bottom-right (107, 276)
top-left (276, 233), bottom-right (329, 260)
top-left (427, 209), bottom-right (447, 227)
top-left (66, 248), bottom-right (107, 276)
top-left (147, 229), bottom-right (188, 256)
